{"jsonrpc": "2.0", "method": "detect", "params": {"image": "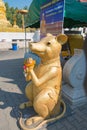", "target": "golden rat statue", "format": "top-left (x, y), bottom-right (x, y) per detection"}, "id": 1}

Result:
top-left (19, 33), bottom-right (68, 130)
